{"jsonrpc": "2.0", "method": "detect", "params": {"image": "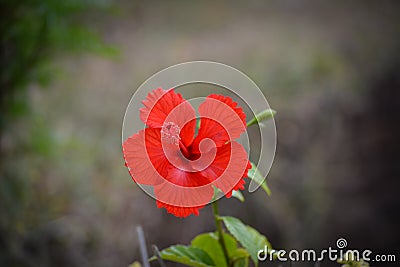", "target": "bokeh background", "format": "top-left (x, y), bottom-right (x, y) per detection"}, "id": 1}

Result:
top-left (1, 1), bottom-right (399, 266)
